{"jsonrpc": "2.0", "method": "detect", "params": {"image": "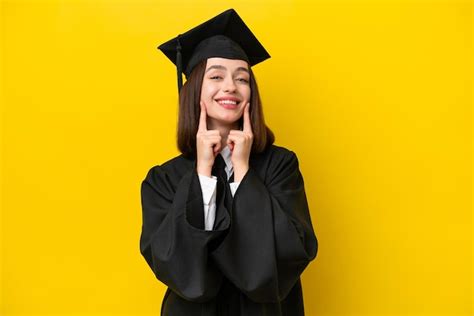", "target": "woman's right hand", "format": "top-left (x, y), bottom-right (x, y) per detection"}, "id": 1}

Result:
top-left (196, 100), bottom-right (221, 177)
